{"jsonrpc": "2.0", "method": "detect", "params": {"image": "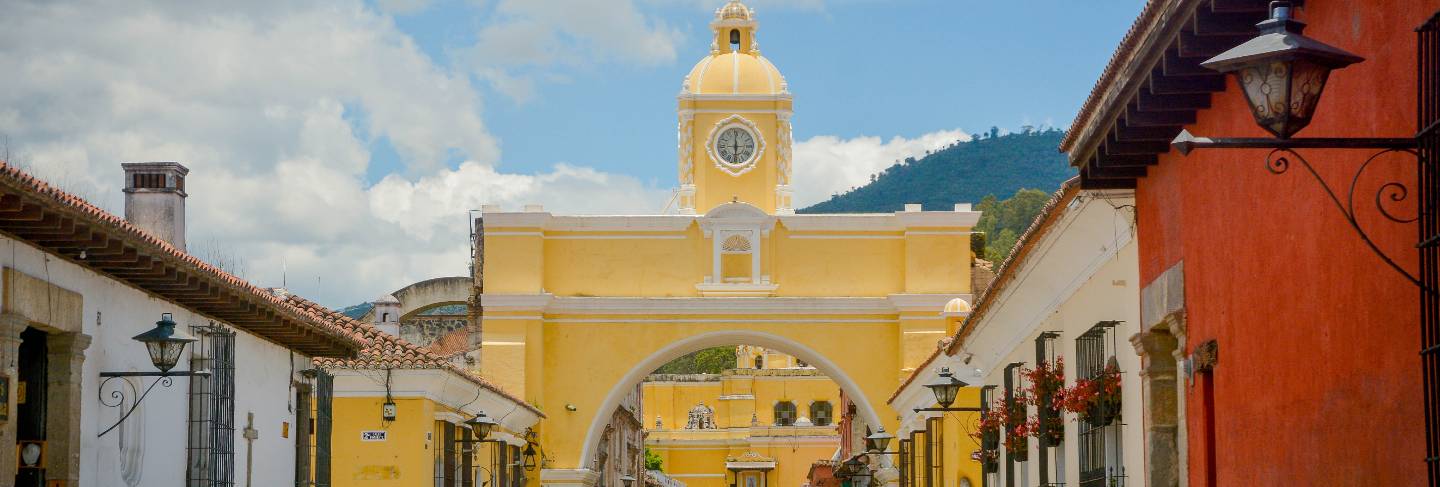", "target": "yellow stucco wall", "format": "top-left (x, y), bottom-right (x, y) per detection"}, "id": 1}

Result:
top-left (330, 397), bottom-right (438, 486)
top-left (643, 370), bottom-right (840, 487)
top-left (482, 222), bottom-right (972, 299)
